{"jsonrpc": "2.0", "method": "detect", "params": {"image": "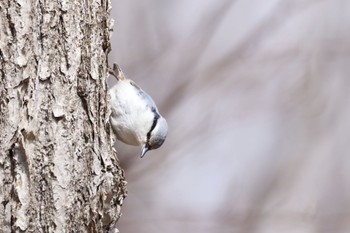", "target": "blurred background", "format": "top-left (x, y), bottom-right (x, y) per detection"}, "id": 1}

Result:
top-left (109, 1), bottom-right (350, 232)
